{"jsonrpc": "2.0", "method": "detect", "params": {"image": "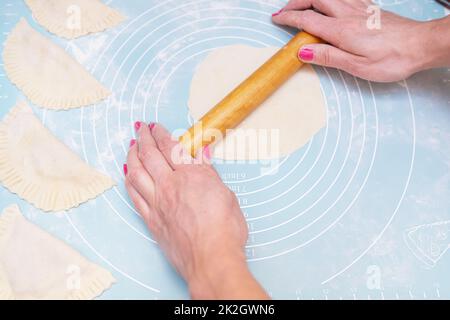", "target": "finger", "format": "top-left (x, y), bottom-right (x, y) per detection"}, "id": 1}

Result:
top-left (281, 0), bottom-right (346, 17)
top-left (272, 9), bottom-right (343, 47)
top-left (298, 43), bottom-right (365, 76)
top-left (126, 140), bottom-right (157, 205)
top-left (137, 122), bottom-right (173, 183)
top-left (151, 123), bottom-right (193, 169)
top-left (124, 178), bottom-right (153, 224)
top-left (195, 144), bottom-right (214, 167)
